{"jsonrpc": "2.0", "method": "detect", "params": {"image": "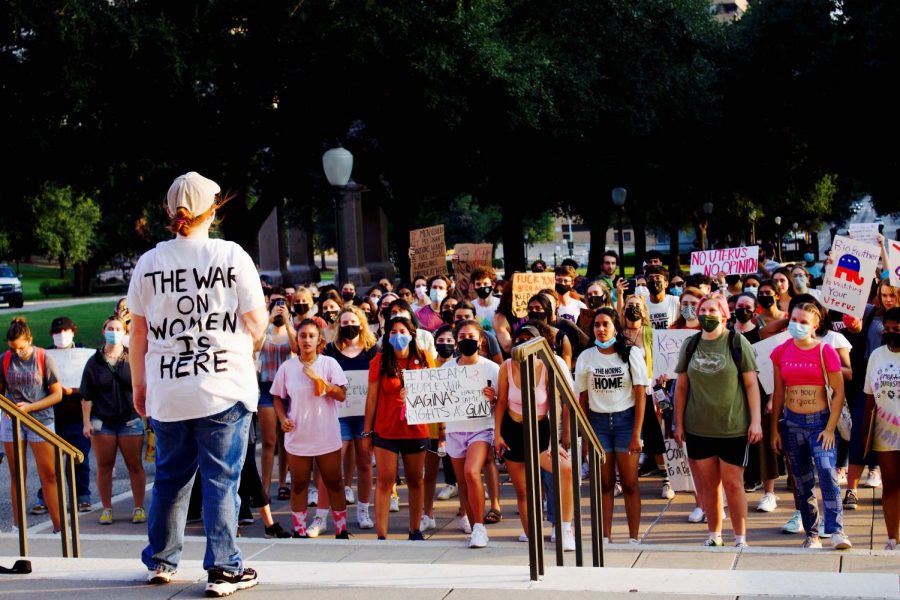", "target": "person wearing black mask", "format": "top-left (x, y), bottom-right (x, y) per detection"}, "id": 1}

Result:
top-left (731, 293), bottom-right (761, 343)
top-left (526, 293), bottom-right (574, 371)
top-left (340, 281), bottom-right (357, 304)
top-left (471, 267), bottom-right (500, 325)
top-left (439, 295), bottom-right (459, 326)
top-left (553, 265), bottom-right (587, 323)
top-left (755, 280), bottom-right (785, 331)
top-left (454, 301), bottom-right (503, 365)
top-left (577, 280), bottom-right (613, 334)
top-left (317, 290), bottom-right (343, 343)
top-left (644, 266), bottom-right (680, 330)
